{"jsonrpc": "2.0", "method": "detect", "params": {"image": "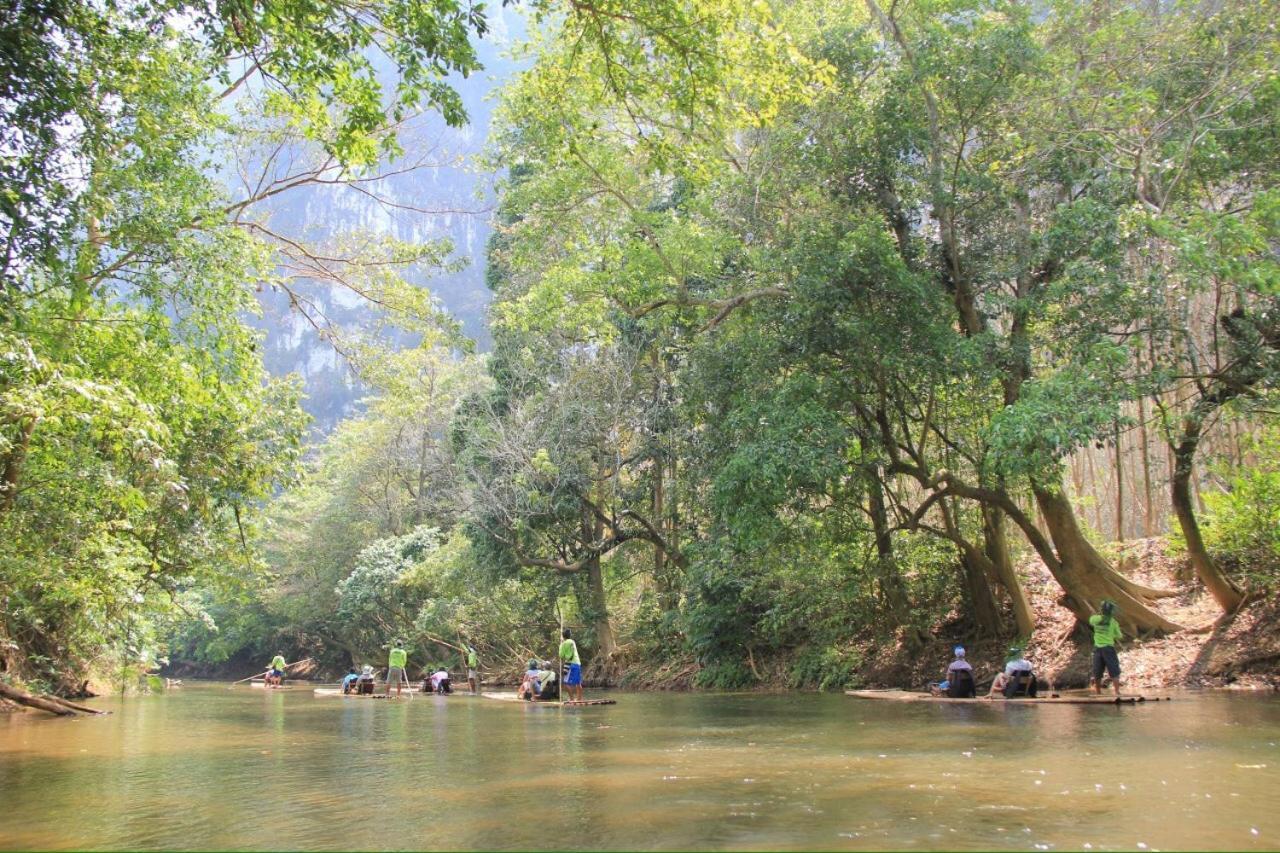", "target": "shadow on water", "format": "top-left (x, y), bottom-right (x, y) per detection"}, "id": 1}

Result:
top-left (0, 686), bottom-right (1277, 850)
